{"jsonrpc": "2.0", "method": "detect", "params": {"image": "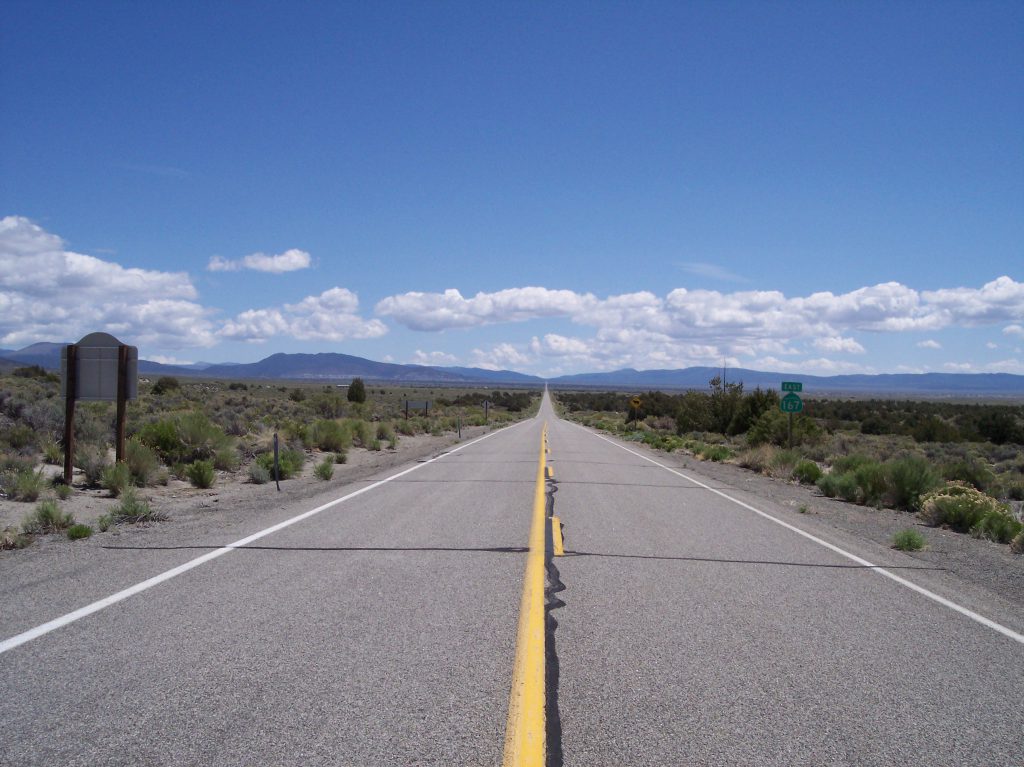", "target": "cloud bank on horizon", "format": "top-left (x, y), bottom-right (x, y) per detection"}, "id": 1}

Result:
top-left (2, 215), bottom-right (1023, 376)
